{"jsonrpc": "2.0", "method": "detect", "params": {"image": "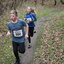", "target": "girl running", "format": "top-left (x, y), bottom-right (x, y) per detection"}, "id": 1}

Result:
top-left (24, 7), bottom-right (37, 48)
